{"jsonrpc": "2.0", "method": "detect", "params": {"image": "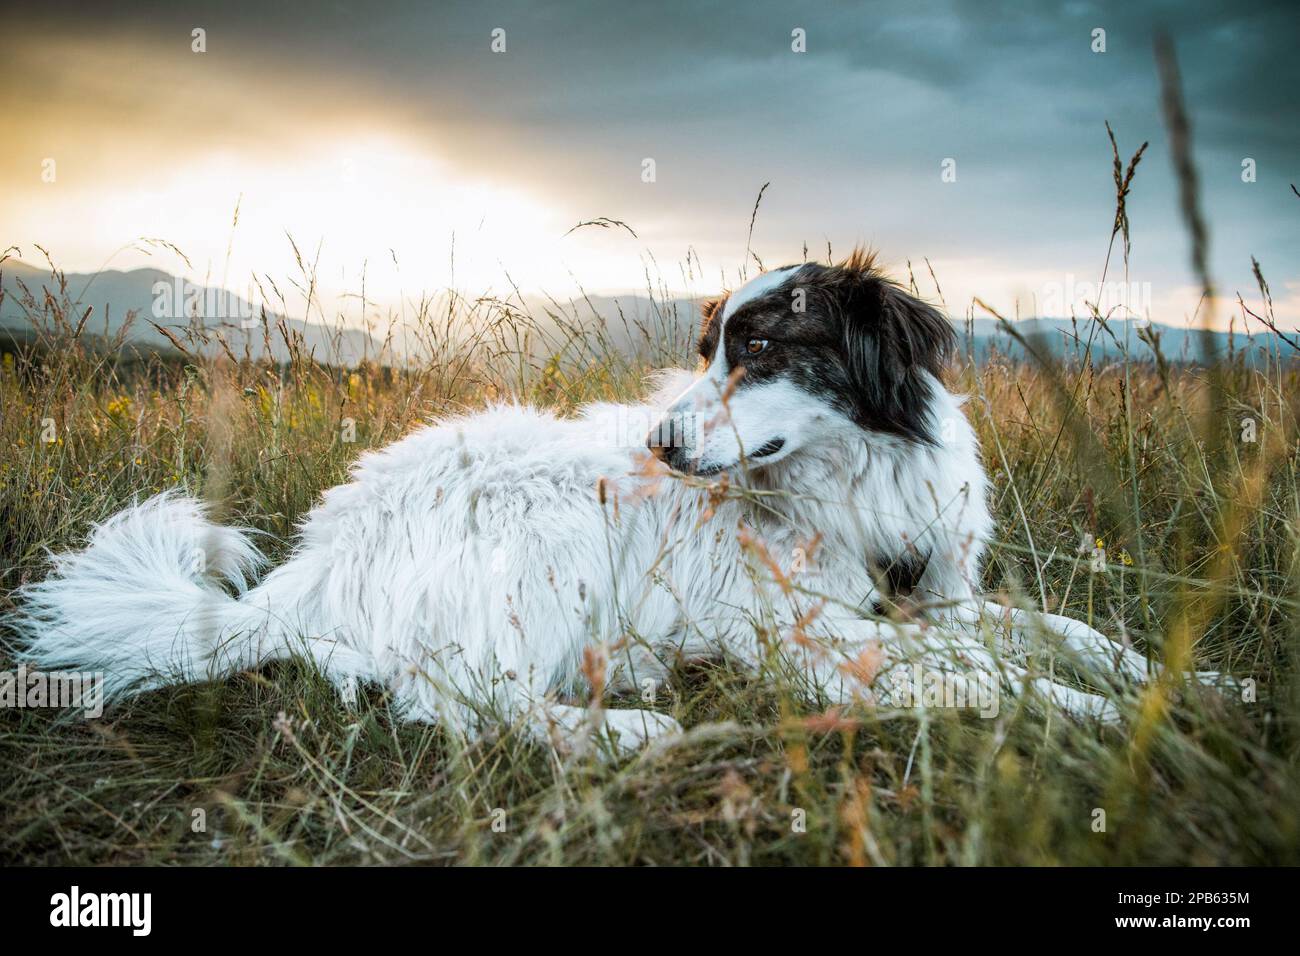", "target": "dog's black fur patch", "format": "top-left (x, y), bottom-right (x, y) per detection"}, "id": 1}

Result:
top-left (697, 250), bottom-right (955, 444)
